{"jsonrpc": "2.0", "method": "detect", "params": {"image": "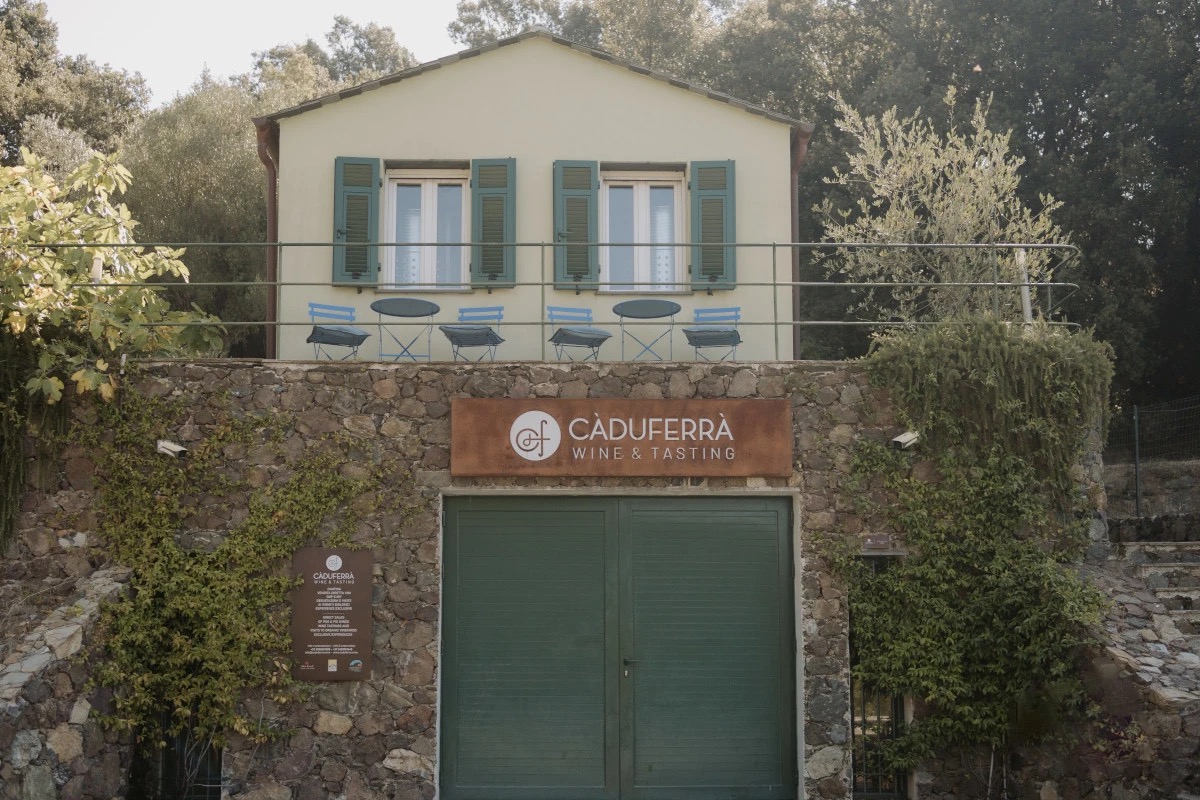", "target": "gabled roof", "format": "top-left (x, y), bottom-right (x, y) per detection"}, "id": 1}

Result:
top-left (262, 27), bottom-right (814, 133)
